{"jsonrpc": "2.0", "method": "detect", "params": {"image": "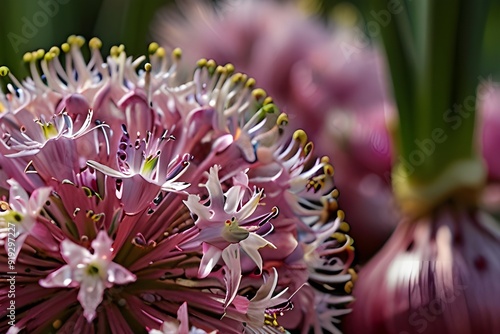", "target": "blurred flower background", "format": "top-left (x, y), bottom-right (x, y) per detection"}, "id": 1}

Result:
top-left (2, 0), bottom-right (500, 333)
